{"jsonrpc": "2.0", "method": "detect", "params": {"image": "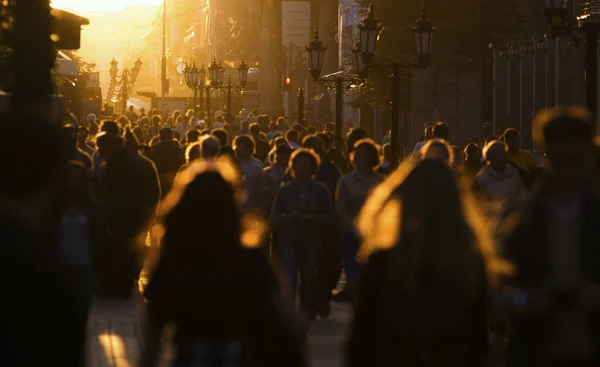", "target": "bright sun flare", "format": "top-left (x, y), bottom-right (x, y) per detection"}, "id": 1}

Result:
top-left (51, 0), bottom-right (162, 13)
